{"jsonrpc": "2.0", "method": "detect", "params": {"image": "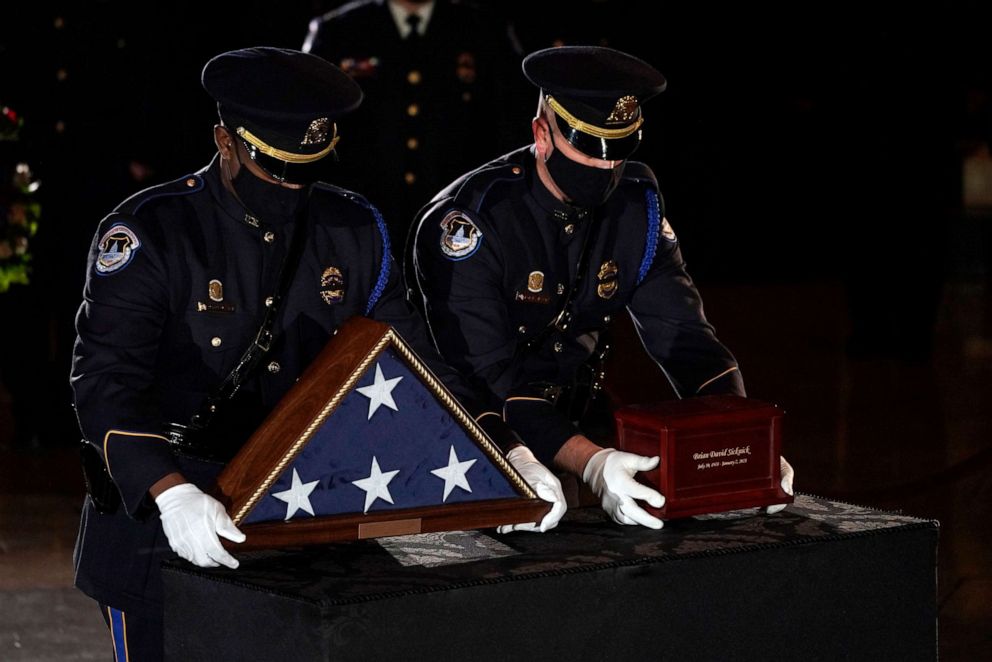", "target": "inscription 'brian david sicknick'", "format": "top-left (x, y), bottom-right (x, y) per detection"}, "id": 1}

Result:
top-left (693, 445), bottom-right (751, 461)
